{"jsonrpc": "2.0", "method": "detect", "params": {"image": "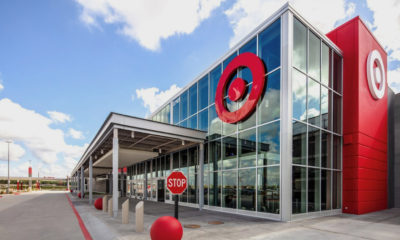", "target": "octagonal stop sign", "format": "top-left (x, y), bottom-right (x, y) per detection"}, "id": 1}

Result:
top-left (167, 171), bottom-right (187, 195)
